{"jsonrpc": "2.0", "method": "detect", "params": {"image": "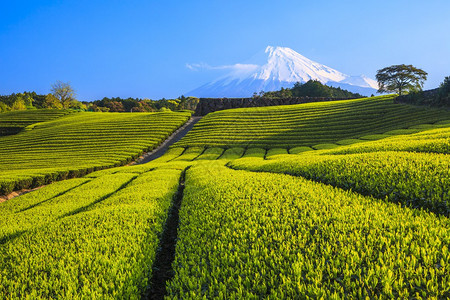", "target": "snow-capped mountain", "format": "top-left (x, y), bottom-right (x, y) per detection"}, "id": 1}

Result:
top-left (187, 46), bottom-right (378, 97)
